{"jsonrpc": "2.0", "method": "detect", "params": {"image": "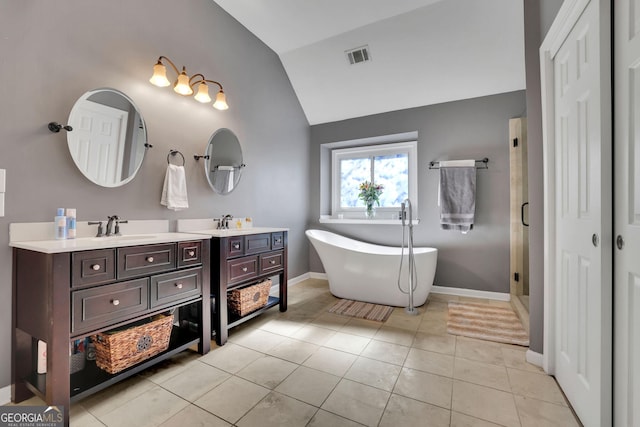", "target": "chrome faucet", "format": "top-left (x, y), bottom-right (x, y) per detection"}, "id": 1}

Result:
top-left (217, 214), bottom-right (233, 229)
top-left (88, 221), bottom-right (104, 237)
top-left (105, 215), bottom-right (128, 236)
